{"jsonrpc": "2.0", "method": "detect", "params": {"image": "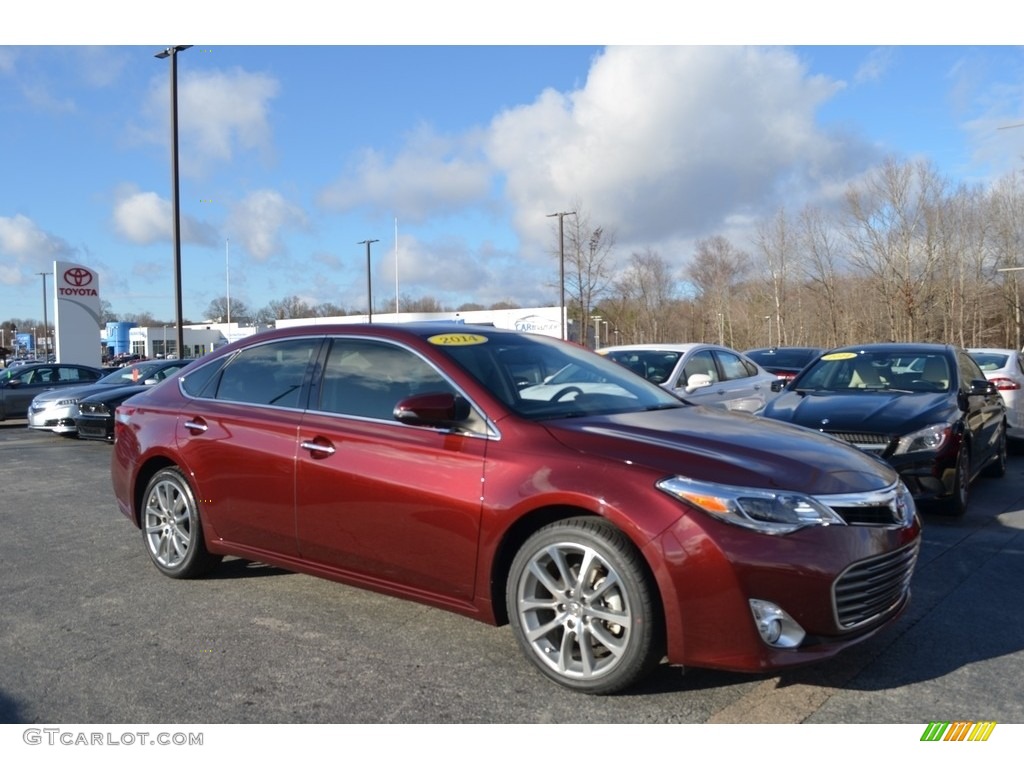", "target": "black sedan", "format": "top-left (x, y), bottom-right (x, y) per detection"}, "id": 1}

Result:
top-left (76, 384), bottom-right (148, 442)
top-left (758, 343), bottom-right (1006, 515)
